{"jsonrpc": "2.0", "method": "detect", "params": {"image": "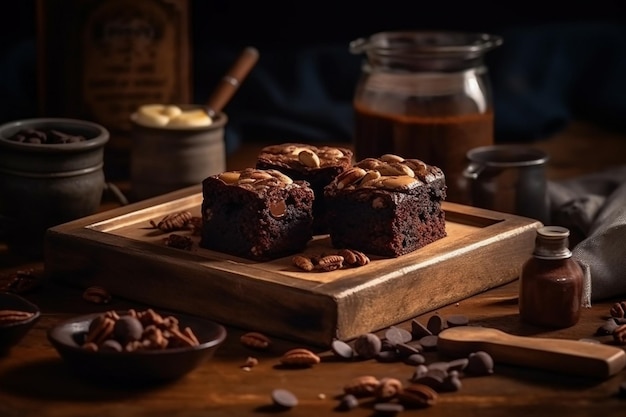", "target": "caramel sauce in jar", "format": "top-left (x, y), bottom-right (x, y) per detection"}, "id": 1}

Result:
top-left (350, 31), bottom-right (502, 203)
